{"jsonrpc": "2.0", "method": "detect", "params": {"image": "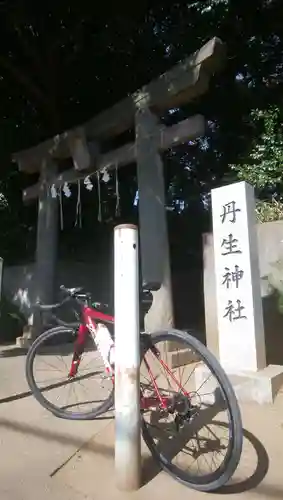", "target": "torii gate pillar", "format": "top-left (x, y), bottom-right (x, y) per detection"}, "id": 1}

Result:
top-left (135, 104), bottom-right (174, 332)
top-left (32, 159), bottom-right (58, 336)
